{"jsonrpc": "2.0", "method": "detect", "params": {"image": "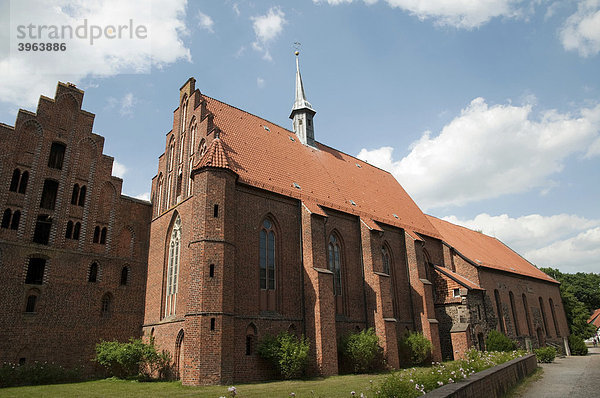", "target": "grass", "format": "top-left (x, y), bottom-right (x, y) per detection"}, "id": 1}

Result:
top-left (0, 373), bottom-right (389, 398)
